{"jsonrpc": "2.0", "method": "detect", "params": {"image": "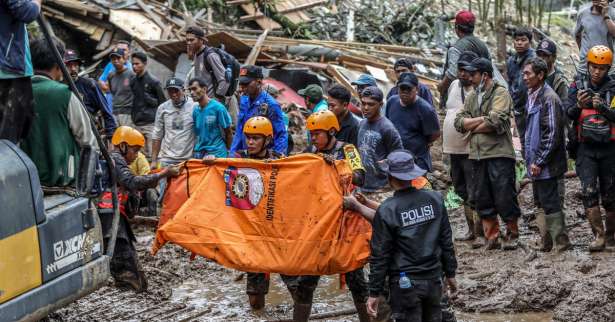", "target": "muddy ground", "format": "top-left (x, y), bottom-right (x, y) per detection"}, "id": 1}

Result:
top-left (48, 176), bottom-right (615, 322)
